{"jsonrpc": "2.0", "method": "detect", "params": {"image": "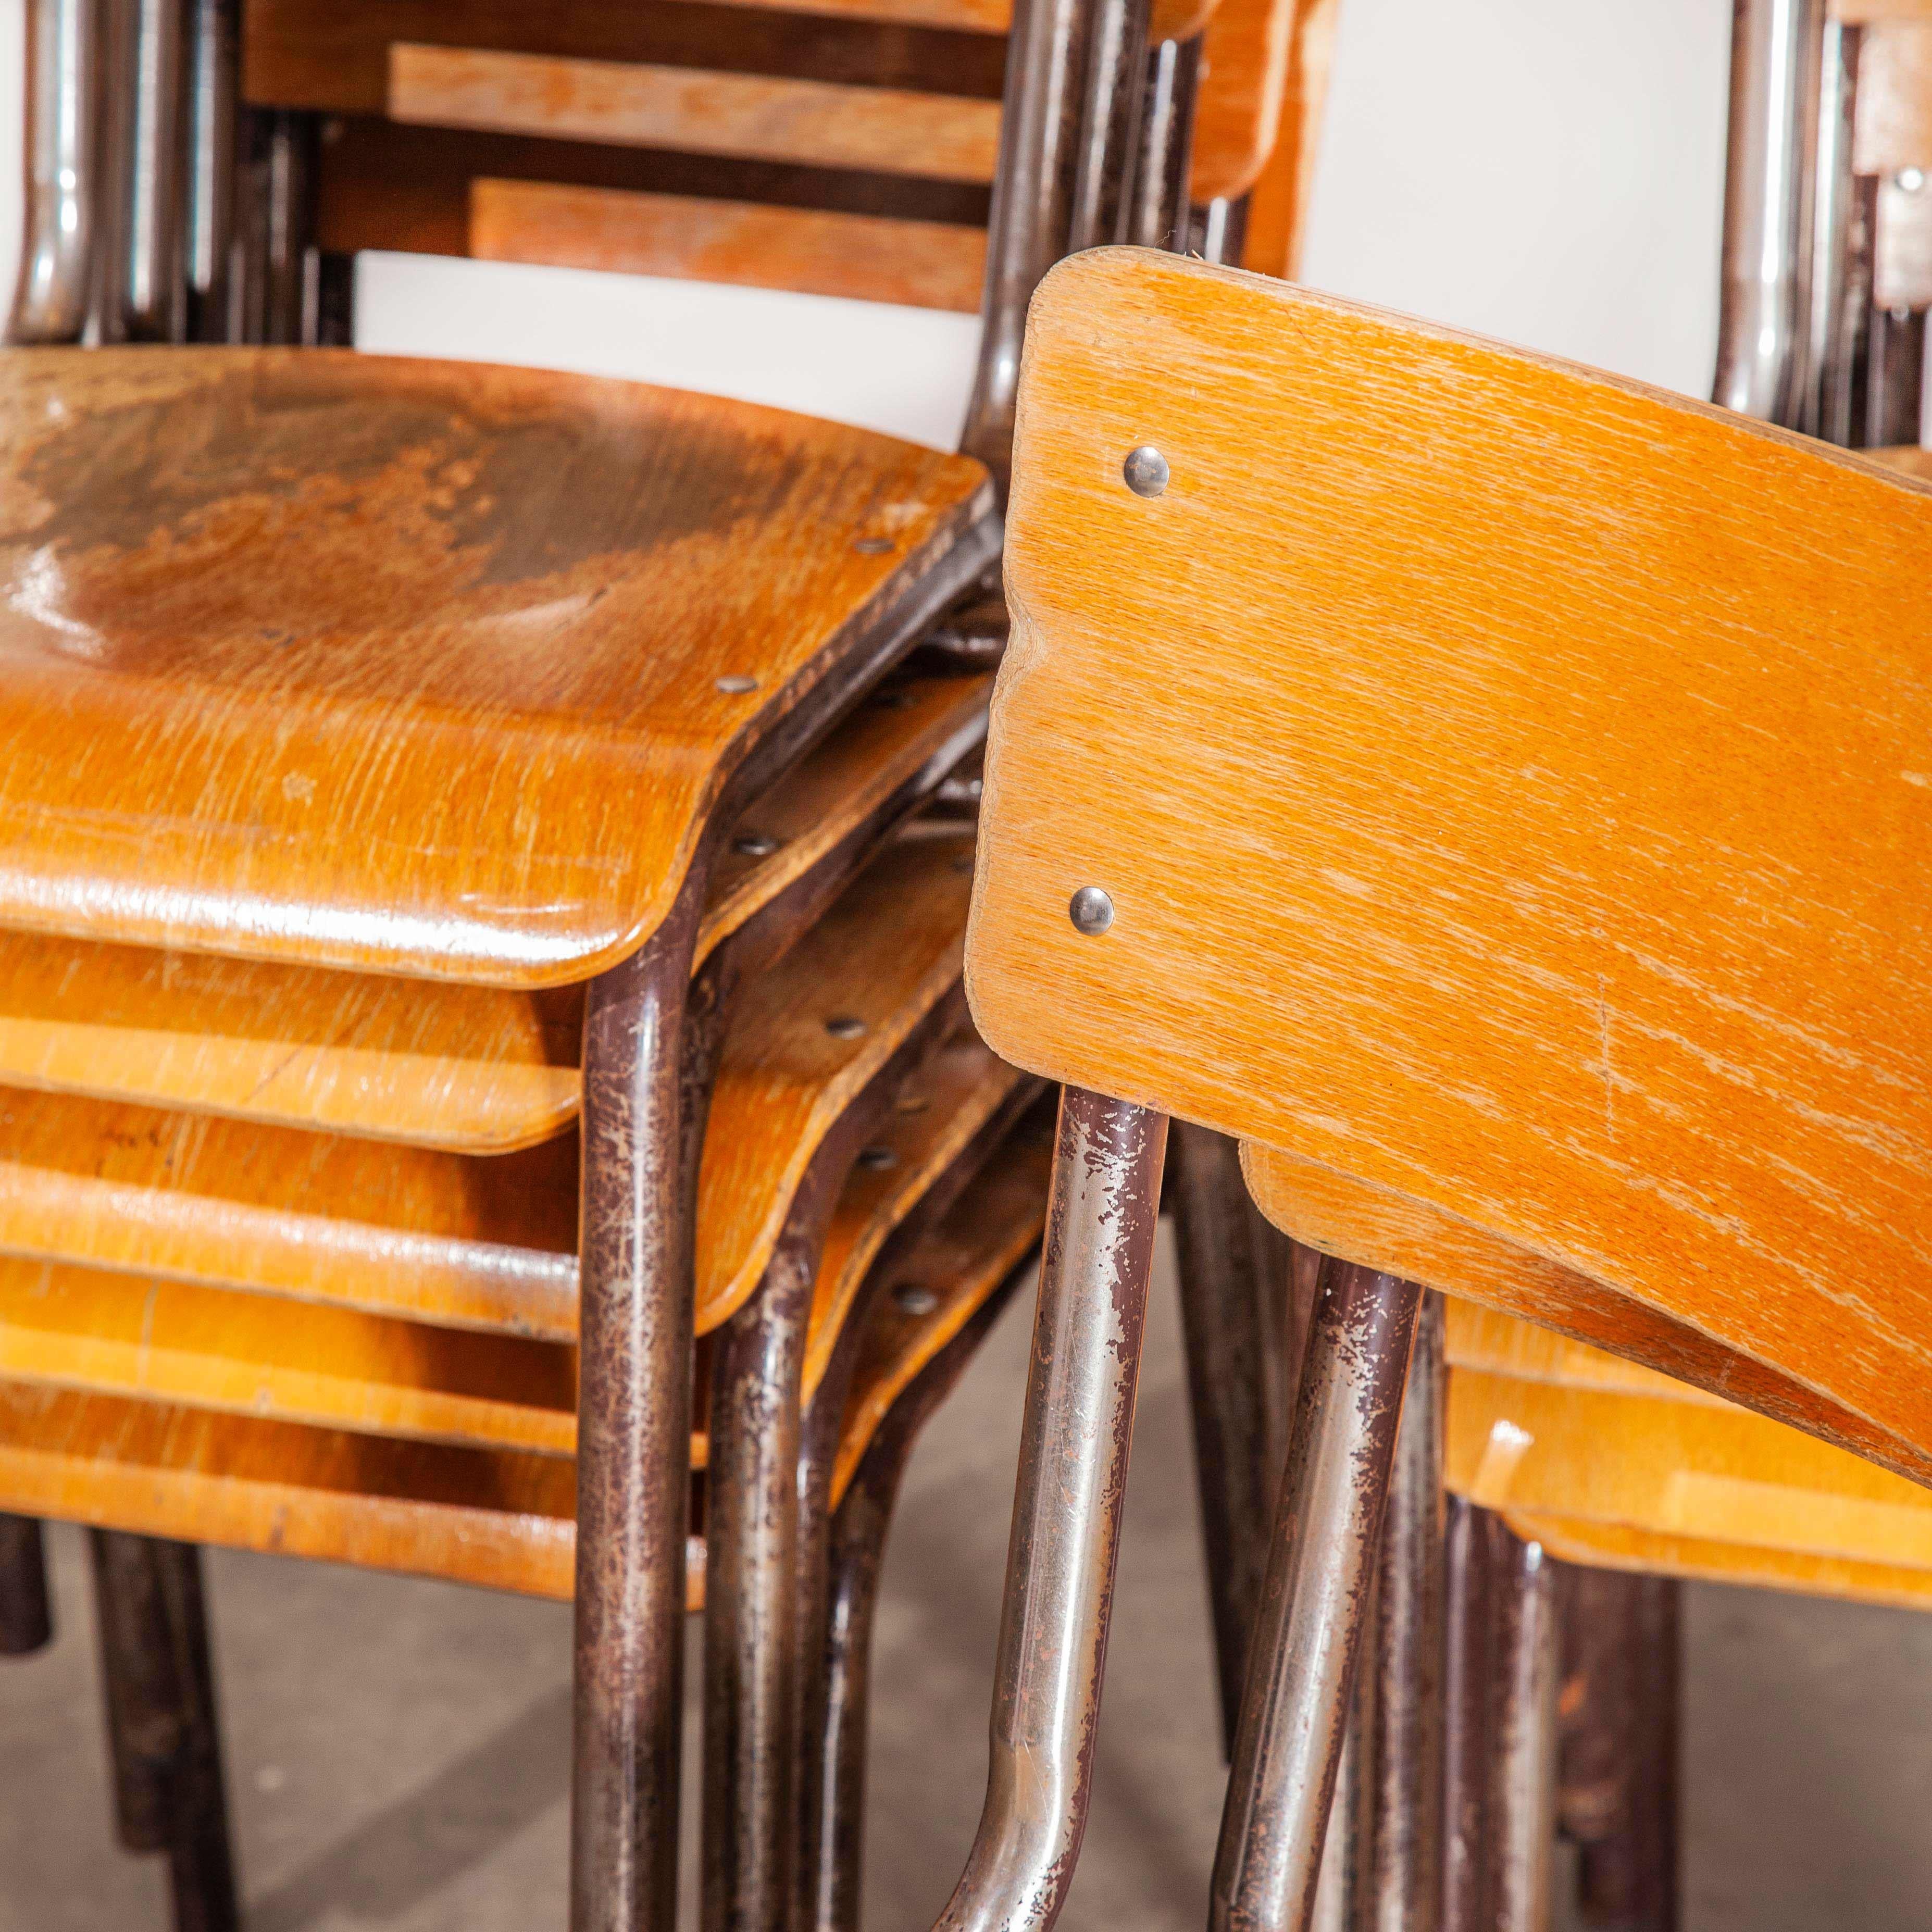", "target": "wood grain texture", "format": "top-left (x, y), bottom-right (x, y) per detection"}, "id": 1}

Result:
top-left (829, 1103), bottom-right (1050, 1503)
top-left (1150, 1), bottom-right (1221, 47)
top-left (972, 247), bottom-right (1932, 1474)
top-left (696, 826), bottom-right (974, 1330)
top-left (1189, 0), bottom-right (1294, 204)
top-left (244, 0), bottom-right (1011, 117)
top-left (470, 181), bottom-right (988, 310)
top-left (1853, 20), bottom-right (1932, 172)
top-left (0, 348), bottom-right (990, 982)
top-left (392, 45), bottom-right (1002, 183)
top-left (1450, 1370), bottom-right (1932, 1575)
top-left (1504, 1511), bottom-right (1932, 1614)
top-left (1443, 1302), bottom-right (1726, 1410)
top-left (0, 674), bottom-right (987, 1149)
top-left (1238, 0), bottom-right (1336, 277)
